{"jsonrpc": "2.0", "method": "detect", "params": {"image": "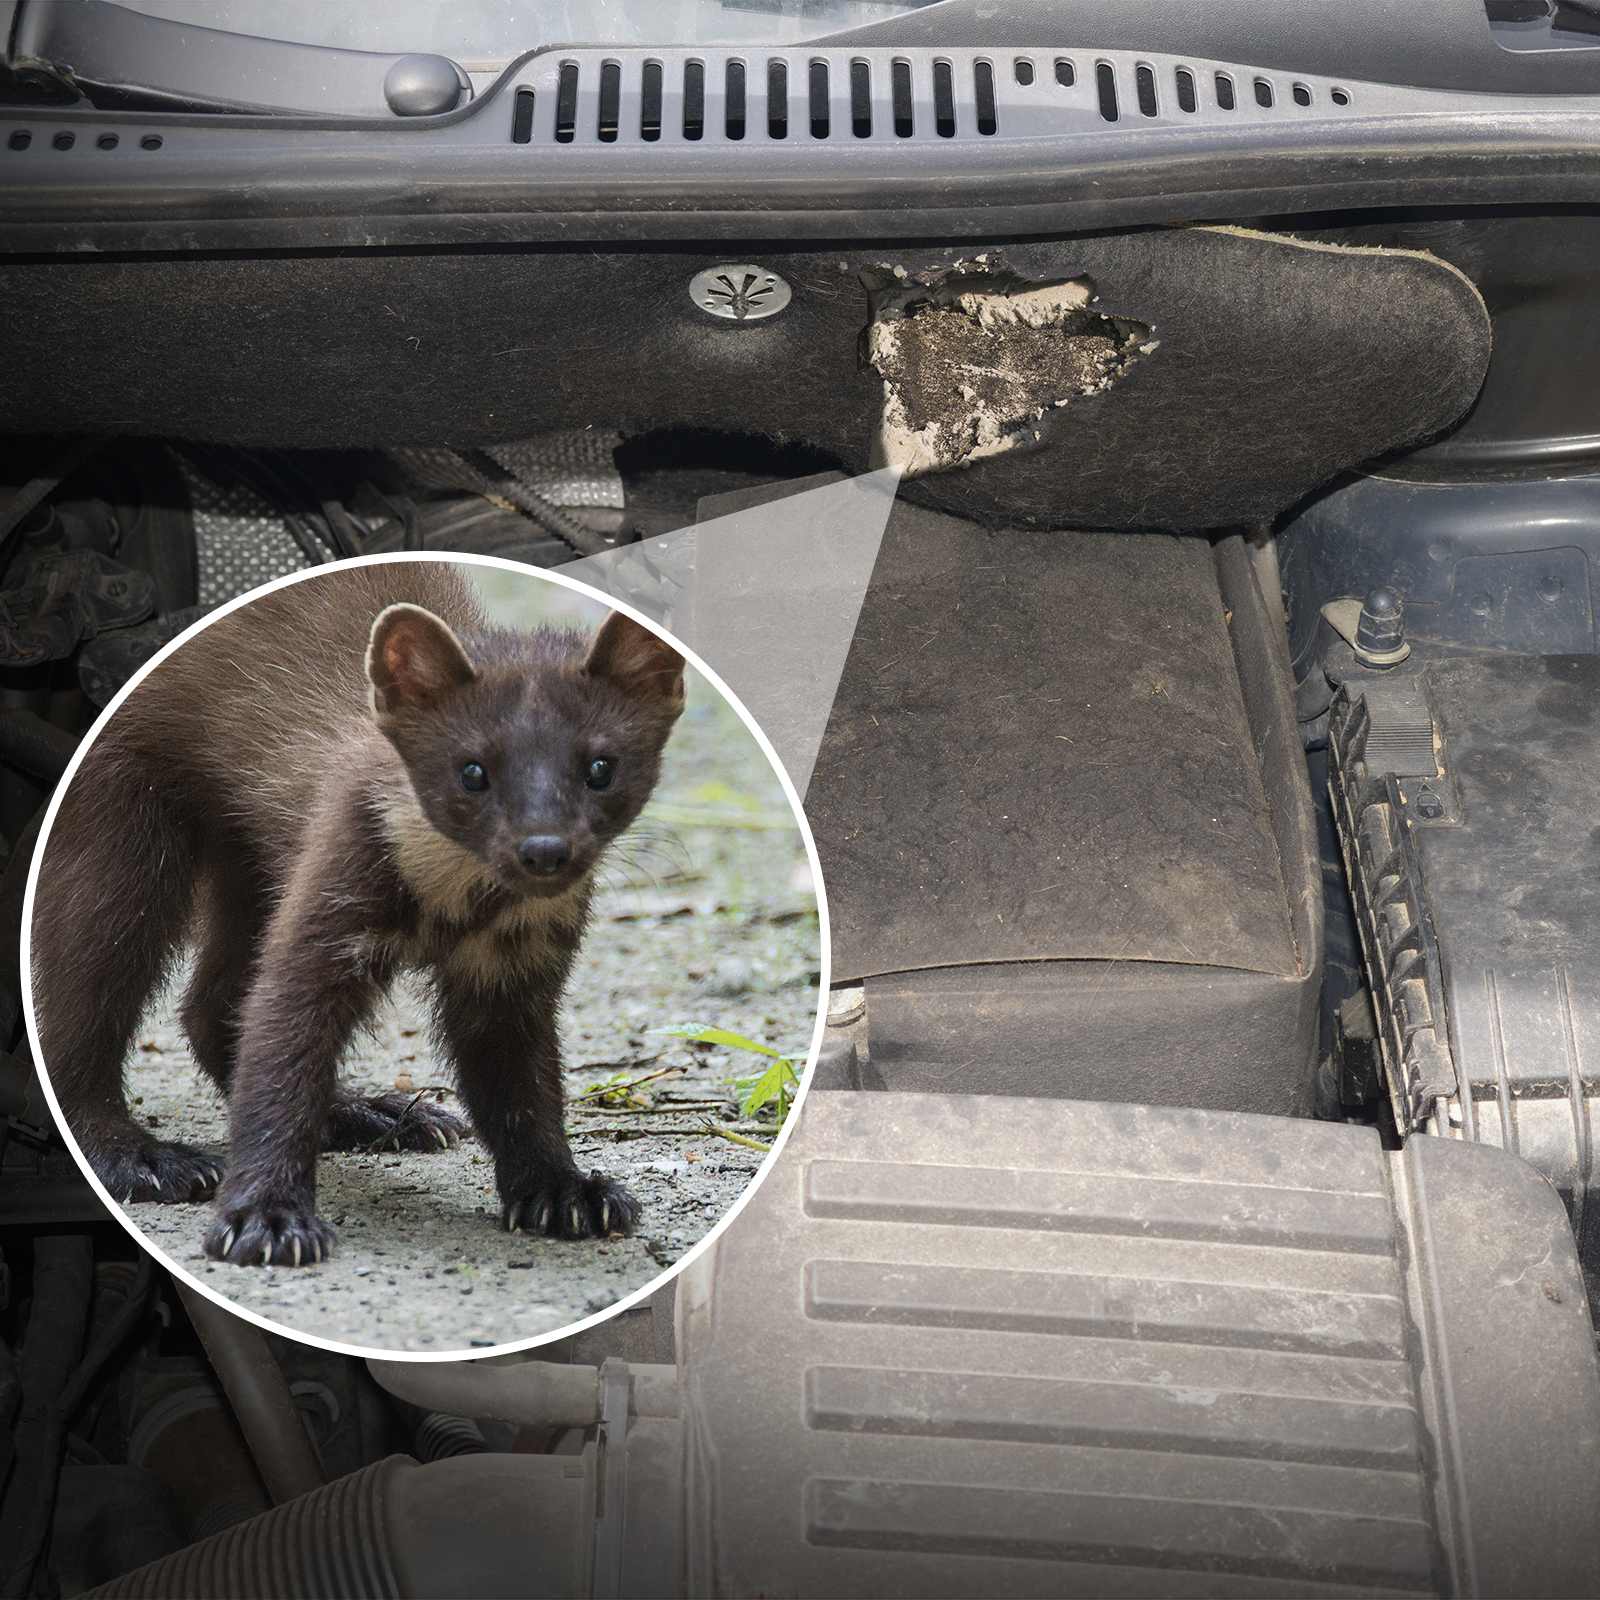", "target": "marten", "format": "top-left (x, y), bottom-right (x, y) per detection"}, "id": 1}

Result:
top-left (30, 560), bottom-right (686, 1266)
